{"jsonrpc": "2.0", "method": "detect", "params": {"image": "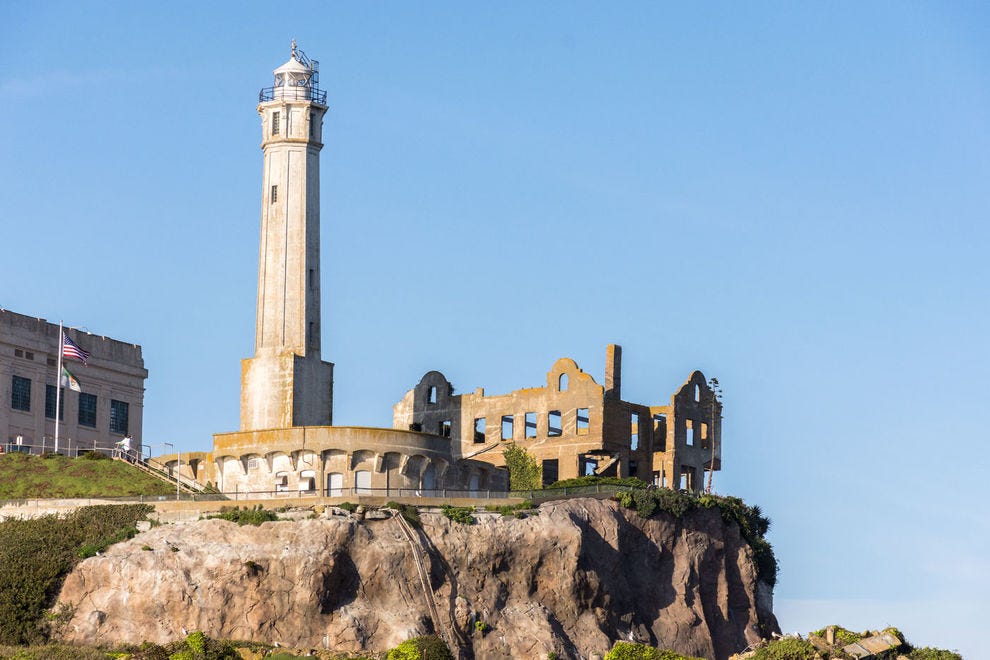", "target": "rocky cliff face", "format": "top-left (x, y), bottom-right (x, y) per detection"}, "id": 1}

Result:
top-left (56, 498), bottom-right (778, 659)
